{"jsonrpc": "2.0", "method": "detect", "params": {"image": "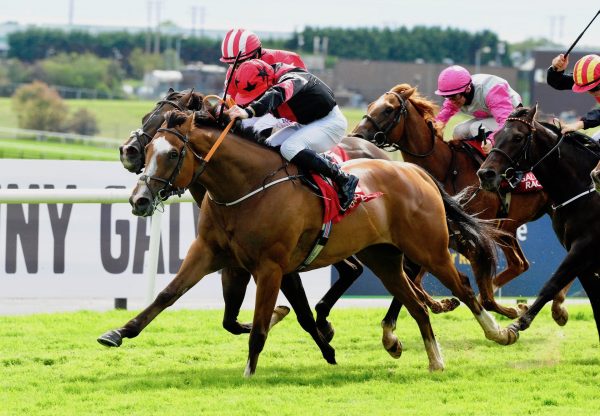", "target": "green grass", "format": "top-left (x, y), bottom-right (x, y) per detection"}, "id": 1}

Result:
top-left (0, 305), bottom-right (598, 415)
top-left (0, 139), bottom-right (119, 160)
